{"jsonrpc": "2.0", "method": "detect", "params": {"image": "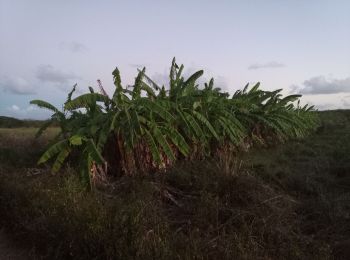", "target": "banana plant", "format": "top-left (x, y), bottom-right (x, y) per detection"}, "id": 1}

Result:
top-left (32, 58), bottom-right (319, 187)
